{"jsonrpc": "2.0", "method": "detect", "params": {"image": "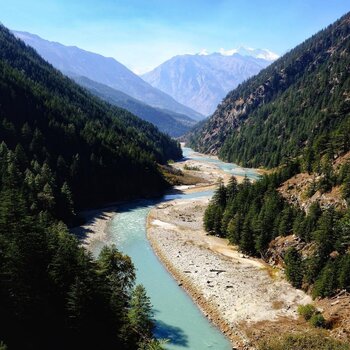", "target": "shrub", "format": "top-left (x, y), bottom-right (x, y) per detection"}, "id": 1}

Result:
top-left (298, 304), bottom-right (317, 320)
top-left (310, 313), bottom-right (326, 328)
top-left (298, 303), bottom-right (327, 328)
top-left (184, 164), bottom-right (200, 171)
